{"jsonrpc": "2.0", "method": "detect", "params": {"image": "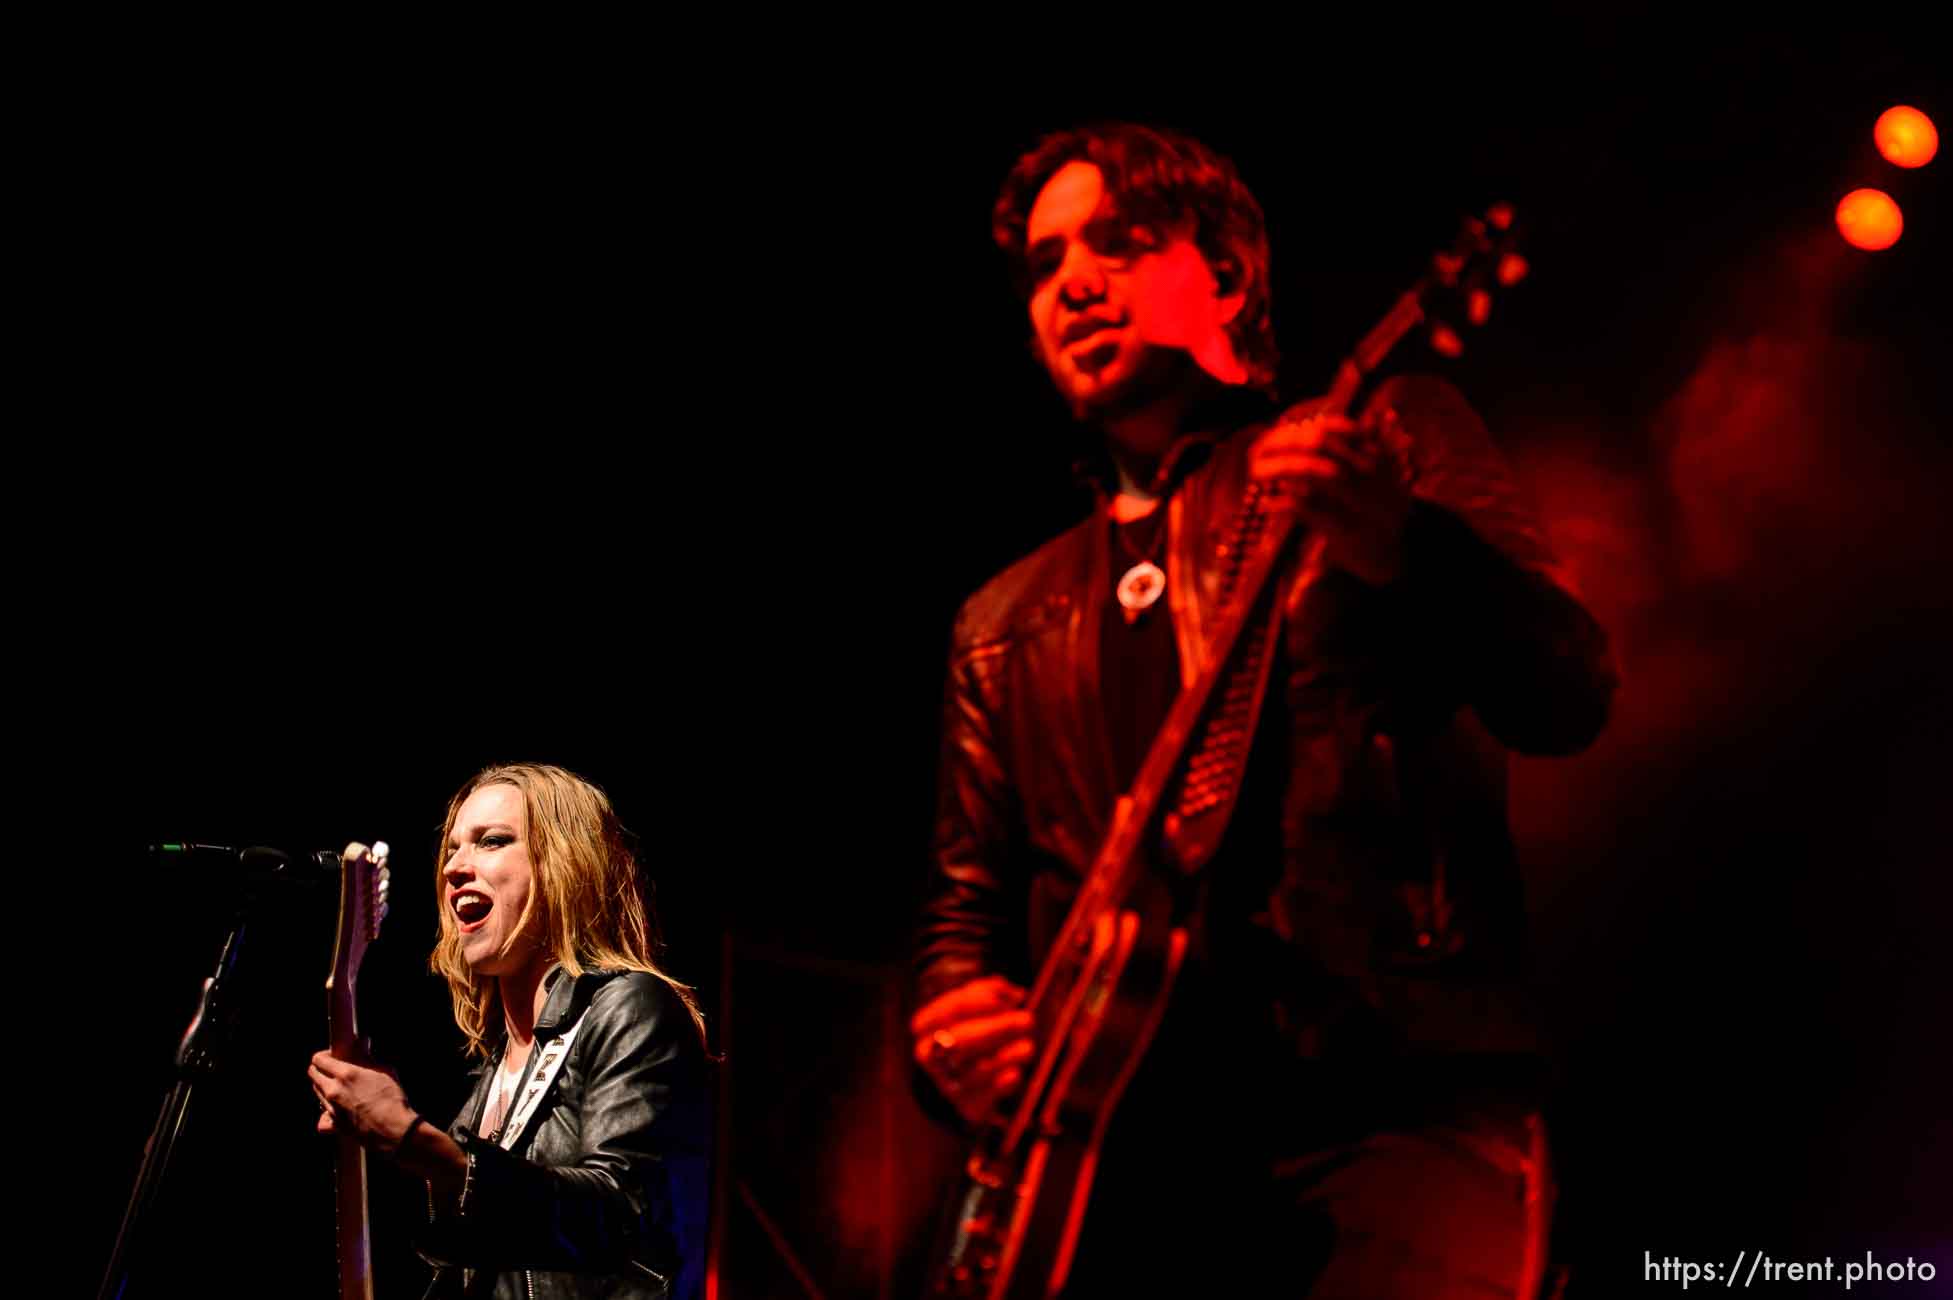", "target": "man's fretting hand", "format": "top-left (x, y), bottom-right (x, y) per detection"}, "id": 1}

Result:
top-left (1250, 406), bottom-right (1413, 585)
